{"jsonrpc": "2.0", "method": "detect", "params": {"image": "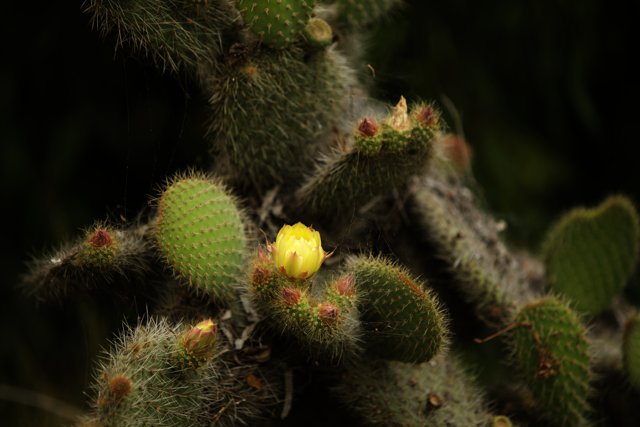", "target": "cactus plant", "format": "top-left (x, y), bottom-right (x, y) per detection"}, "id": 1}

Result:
top-left (154, 173), bottom-right (248, 301)
top-left (542, 195), bottom-right (640, 315)
top-left (16, 1), bottom-right (640, 426)
top-left (509, 297), bottom-right (591, 426)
